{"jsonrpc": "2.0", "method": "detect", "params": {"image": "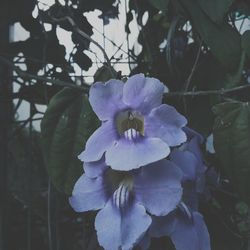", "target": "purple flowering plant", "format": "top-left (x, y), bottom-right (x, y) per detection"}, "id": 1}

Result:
top-left (70, 74), bottom-right (211, 250)
top-left (78, 73), bottom-right (187, 170)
